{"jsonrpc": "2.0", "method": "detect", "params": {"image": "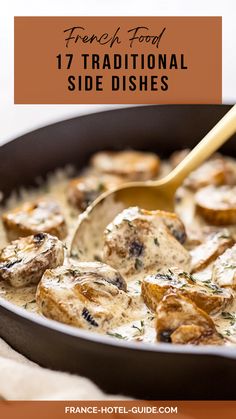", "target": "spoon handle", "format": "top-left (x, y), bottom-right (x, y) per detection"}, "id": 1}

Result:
top-left (165, 105), bottom-right (236, 189)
